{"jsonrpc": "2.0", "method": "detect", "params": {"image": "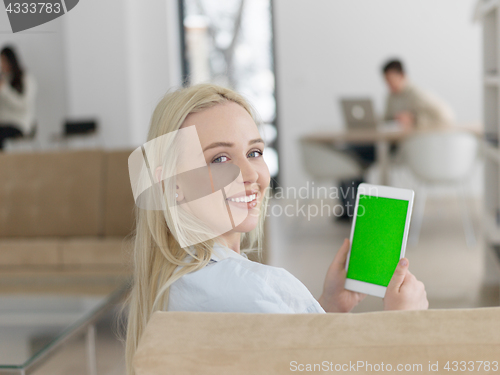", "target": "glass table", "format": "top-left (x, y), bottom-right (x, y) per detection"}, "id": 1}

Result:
top-left (0, 278), bottom-right (129, 375)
